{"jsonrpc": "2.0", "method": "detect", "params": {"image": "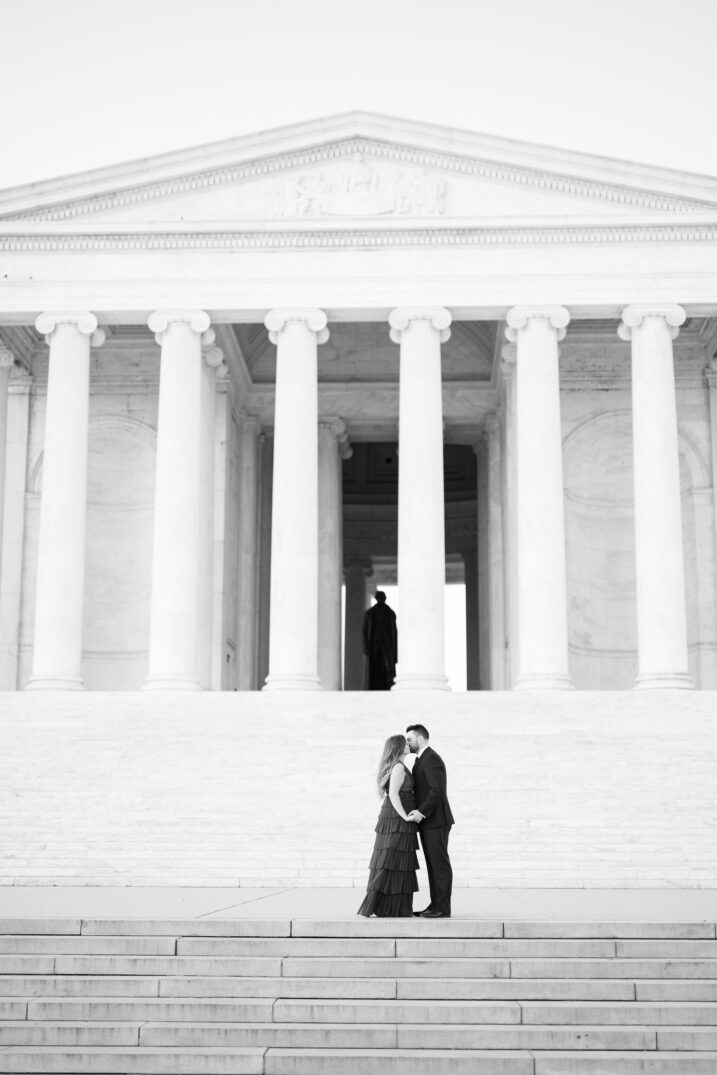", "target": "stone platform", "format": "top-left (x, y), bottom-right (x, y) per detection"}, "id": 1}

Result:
top-left (1, 690), bottom-right (716, 889)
